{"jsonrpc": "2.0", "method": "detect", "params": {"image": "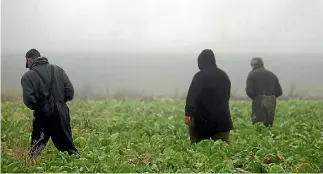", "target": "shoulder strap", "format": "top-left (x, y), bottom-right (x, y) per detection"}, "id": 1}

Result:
top-left (33, 65), bottom-right (55, 98)
top-left (49, 65), bottom-right (55, 96)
